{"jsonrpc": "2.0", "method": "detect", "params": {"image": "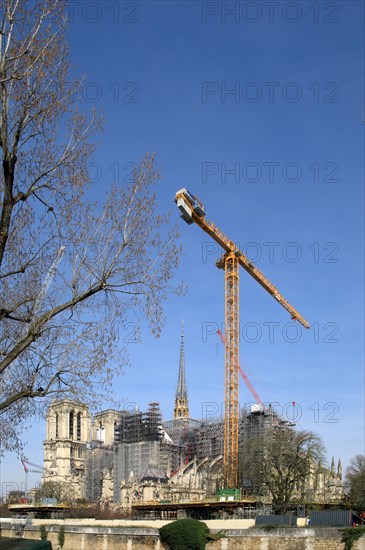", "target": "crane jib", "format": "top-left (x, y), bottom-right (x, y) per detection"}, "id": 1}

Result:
top-left (197, 217), bottom-right (308, 330)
